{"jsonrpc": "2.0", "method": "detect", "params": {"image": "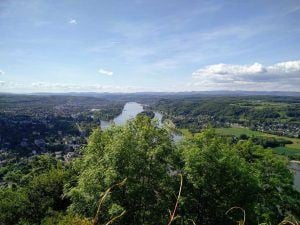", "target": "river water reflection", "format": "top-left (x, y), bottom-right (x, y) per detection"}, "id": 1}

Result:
top-left (101, 102), bottom-right (144, 129)
top-left (101, 102), bottom-right (162, 128)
